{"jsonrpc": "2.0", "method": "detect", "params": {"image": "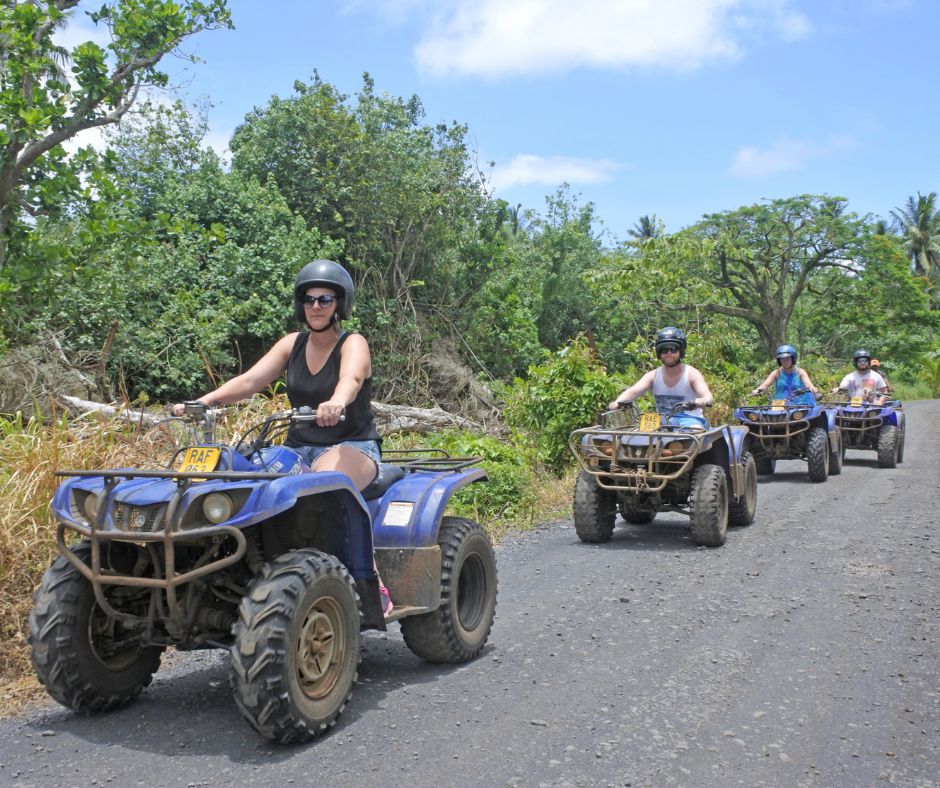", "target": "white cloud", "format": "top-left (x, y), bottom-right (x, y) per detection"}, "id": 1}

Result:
top-left (729, 134), bottom-right (857, 178)
top-left (414, 0), bottom-right (812, 78)
top-left (202, 128), bottom-right (233, 161)
top-left (489, 153), bottom-right (621, 190)
top-left (52, 13), bottom-right (111, 51)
